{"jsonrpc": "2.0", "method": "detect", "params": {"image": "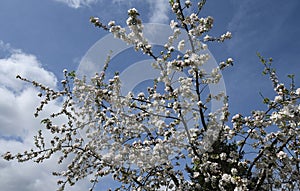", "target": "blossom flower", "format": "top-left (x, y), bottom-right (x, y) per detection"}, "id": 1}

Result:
top-left (108, 21), bottom-right (115, 26)
top-left (220, 153), bottom-right (227, 160)
top-left (274, 95), bottom-right (282, 102)
top-left (231, 168), bottom-right (237, 175)
top-left (220, 31), bottom-right (232, 41)
top-left (296, 88), bottom-right (300, 95)
top-left (170, 20), bottom-right (178, 29)
top-left (276, 151), bottom-right (287, 160)
top-left (221, 173), bottom-right (231, 183)
top-left (227, 58), bottom-right (233, 64)
top-left (177, 40), bottom-right (185, 51)
top-left (203, 35), bottom-right (211, 42)
top-left (185, 0), bottom-right (192, 7)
